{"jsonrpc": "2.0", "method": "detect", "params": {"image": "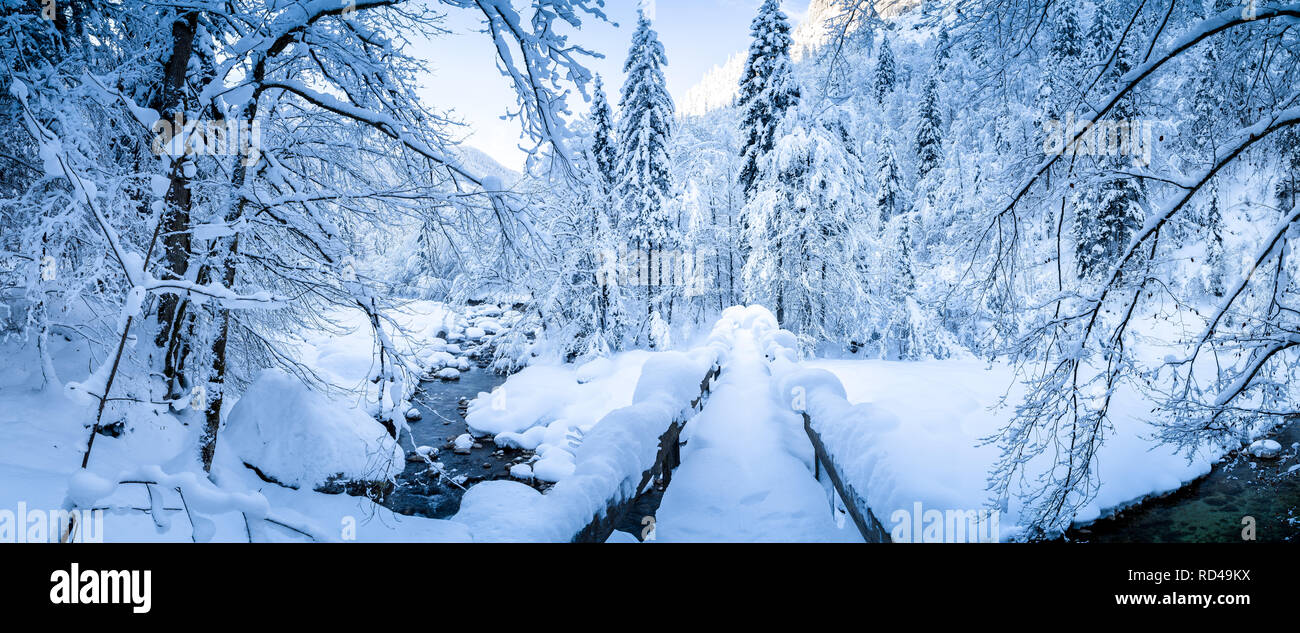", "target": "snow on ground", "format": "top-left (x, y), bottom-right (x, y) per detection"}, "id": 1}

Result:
top-left (653, 319), bottom-right (861, 542)
top-left (0, 377), bottom-right (468, 542)
top-left (802, 358), bottom-right (1219, 540)
top-left (466, 351), bottom-right (654, 482)
top-left (224, 369), bottom-right (404, 489)
top-left (0, 299), bottom-right (1239, 543)
top-left (0, 300), bottom-right (474, 542)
